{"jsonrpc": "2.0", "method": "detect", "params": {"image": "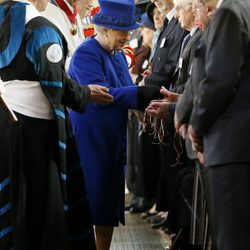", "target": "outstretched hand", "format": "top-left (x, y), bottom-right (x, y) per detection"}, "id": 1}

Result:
top-left (160, 86), bottom-right (179, 103)
top-left (145, 99), bottom-right (170, 119)
top-left (88, 84), bottom-right (114, 104)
